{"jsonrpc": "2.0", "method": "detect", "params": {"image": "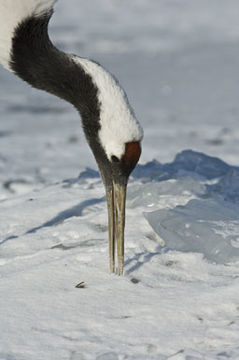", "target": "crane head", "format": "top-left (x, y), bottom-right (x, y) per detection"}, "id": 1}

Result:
top-left (0, 0), bottom-right (143, 276)
top-left (94, 140), bottom-right (141, 275)
top-left (70, 57), bottom-right (143, 275)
